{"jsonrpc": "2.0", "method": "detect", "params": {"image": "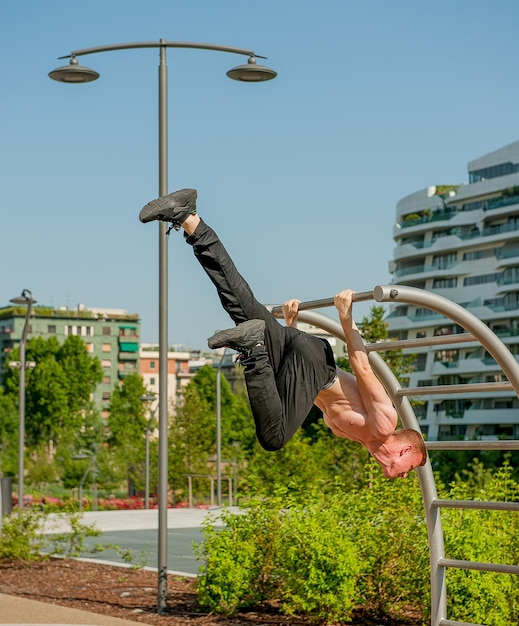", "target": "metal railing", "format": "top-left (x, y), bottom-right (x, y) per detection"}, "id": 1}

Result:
top-left (271, 285), bottom-right (519, 626)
